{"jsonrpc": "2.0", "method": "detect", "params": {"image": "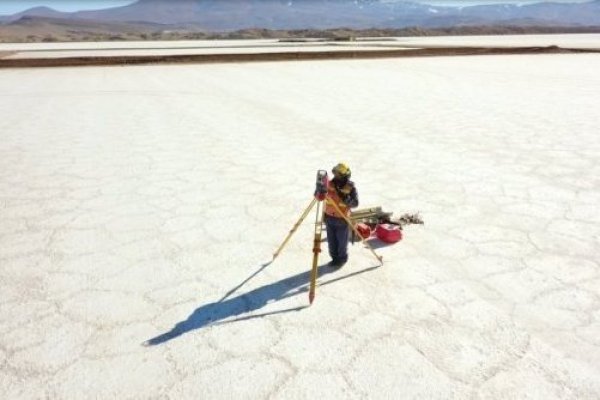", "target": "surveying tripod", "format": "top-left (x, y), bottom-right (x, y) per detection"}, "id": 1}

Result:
top-left (271, 170), bottom-right (383, 304)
